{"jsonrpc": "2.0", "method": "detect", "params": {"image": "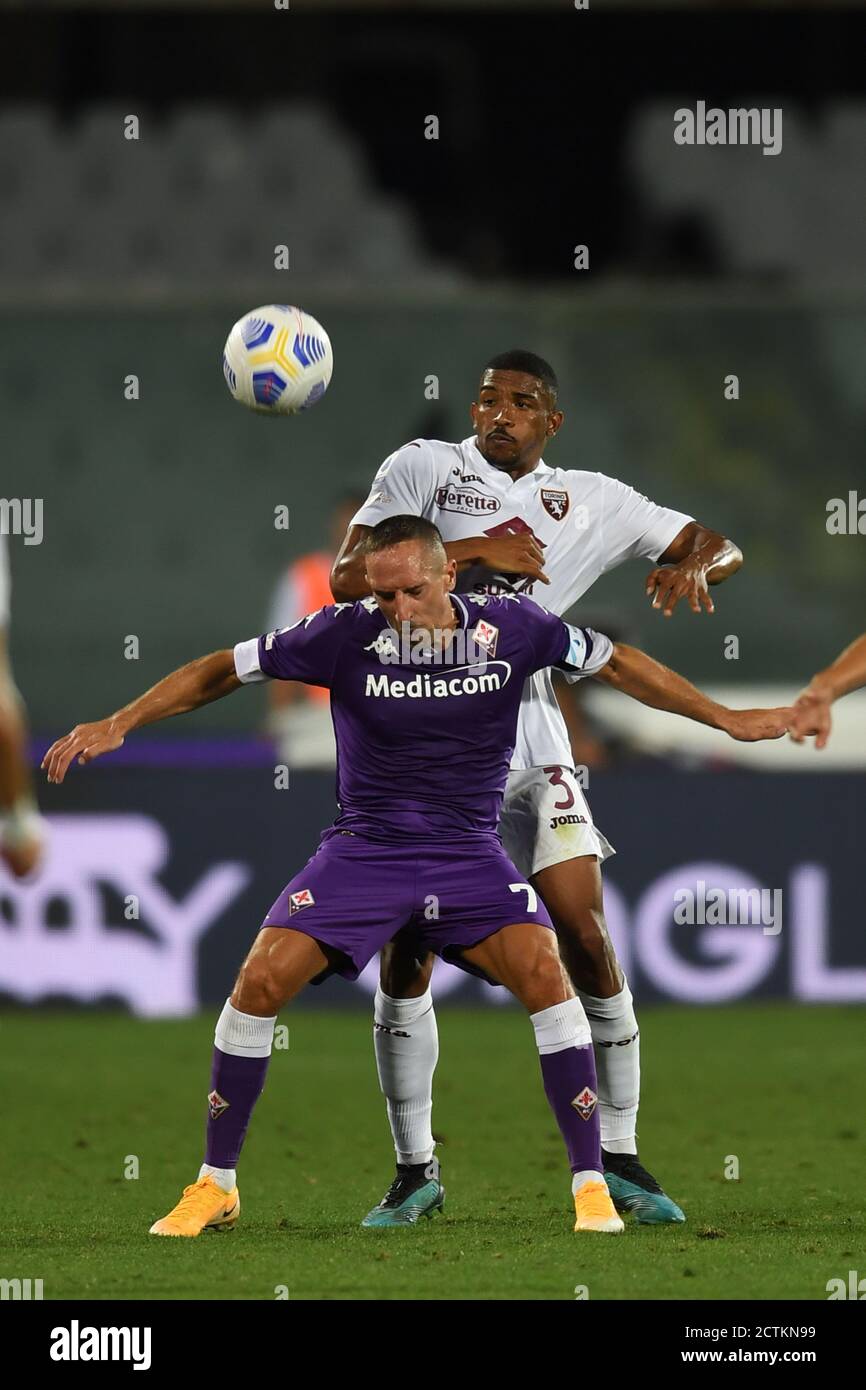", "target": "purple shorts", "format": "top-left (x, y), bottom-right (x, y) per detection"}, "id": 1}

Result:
top-left (262, 827), bottom-right (554, 983)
